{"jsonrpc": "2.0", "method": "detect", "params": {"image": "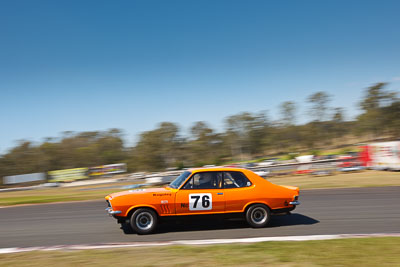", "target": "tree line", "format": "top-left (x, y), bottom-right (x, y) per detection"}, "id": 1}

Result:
top-left (0, 83), bottom-right (399, 179)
